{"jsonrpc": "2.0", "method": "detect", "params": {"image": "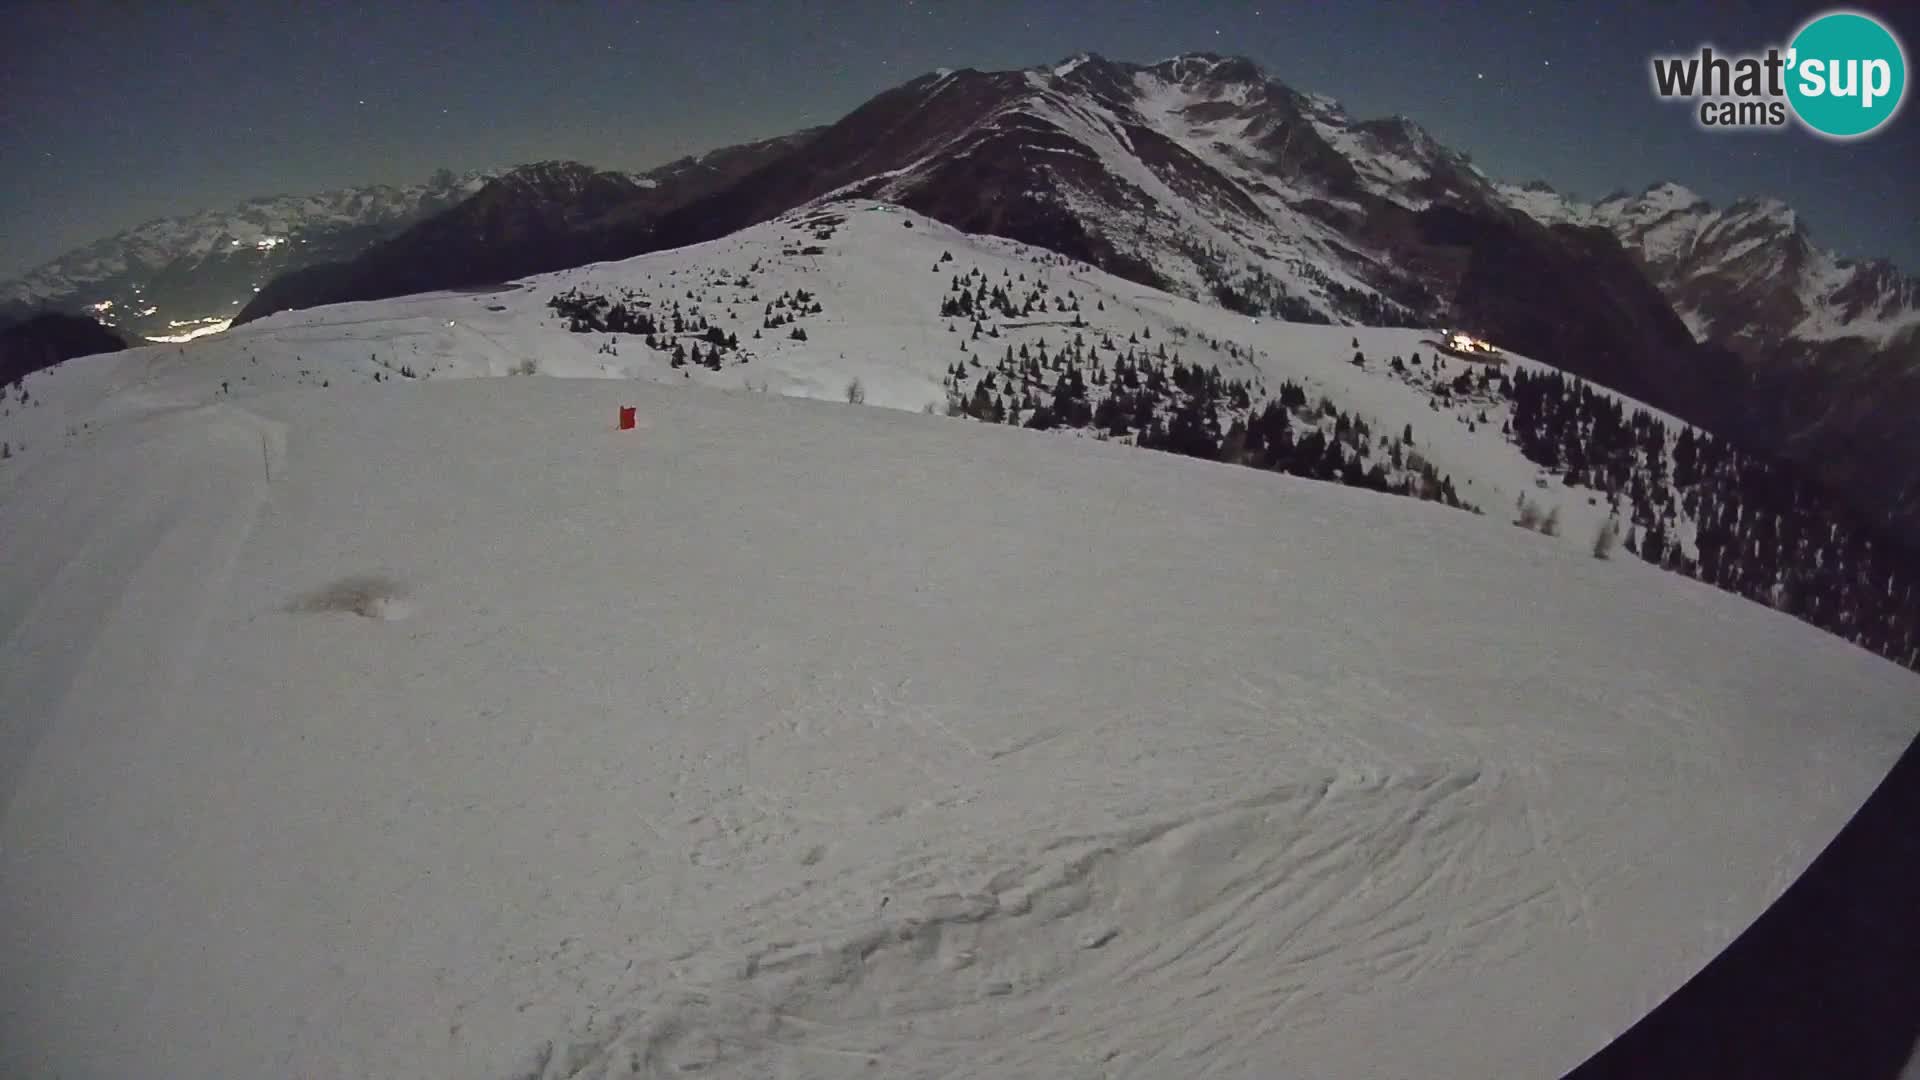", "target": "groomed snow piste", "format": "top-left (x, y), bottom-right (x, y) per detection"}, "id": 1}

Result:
top-left (2, 372), bottom-right (1914, 1079)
